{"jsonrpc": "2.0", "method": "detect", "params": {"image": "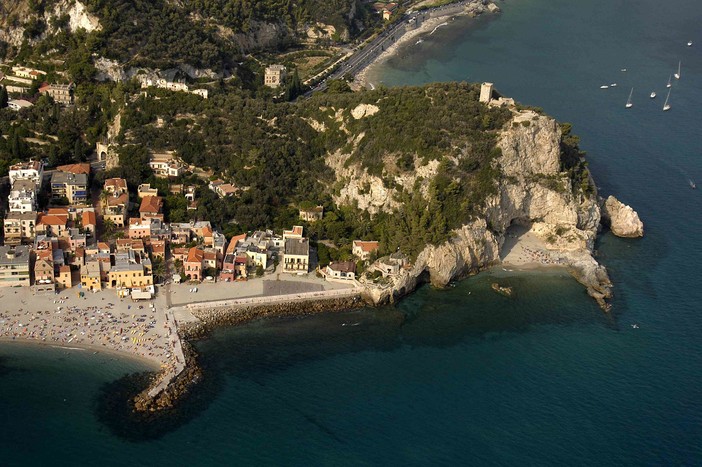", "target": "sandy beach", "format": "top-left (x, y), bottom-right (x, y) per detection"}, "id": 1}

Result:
top-left (0, 288), bottom-right (176, 369)
top-left (354, 0), bottom-right (502, 89)
top-left (356, 15), bottom-right (456, 88)
top-left (500, 224), bottom-right (568, 269)
top-left (0, 271), bottom-right (355, 369)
